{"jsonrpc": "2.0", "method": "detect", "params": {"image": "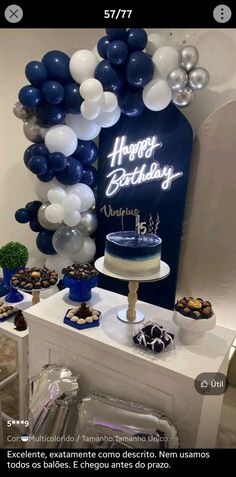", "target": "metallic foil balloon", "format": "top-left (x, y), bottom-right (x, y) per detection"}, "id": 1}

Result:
top-left (74, 393), bottom-right (179, 449)
top-left (23, 116), bottom-right (48, 143)
top-left (188, 67), bottom-right (210, 90)
top-left (13, 101), bottom-right (34, 121)
top-left (77, 209), bottom-right (98, 236)
top-left (38, 203), bottom-right (62, 231)
top-left (172, 86), bottom-right (194, 107)
top-left (28, 364), bottom-right (79, 448)
top-left (167, 68), bottom-right (188, 91)
top-left (180, 45), bottom-right (199, 72)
